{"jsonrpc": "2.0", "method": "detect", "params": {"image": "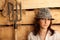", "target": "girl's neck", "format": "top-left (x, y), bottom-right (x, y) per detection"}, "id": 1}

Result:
top-left (38, 28), bottom-right (48, 40)
top-left (39, 28), bottom-right (48, 35)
